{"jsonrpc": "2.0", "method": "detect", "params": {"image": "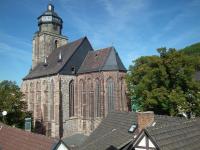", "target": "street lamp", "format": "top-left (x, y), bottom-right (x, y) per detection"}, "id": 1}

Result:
top-left (2, 111), bottom-right (7, 123)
